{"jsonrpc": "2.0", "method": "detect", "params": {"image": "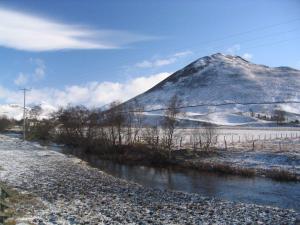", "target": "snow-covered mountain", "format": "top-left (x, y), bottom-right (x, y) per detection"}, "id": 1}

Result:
top-left (126, 53), bottom-right (300, 126)
top-left (0, 102), bottom-right (56, 120)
